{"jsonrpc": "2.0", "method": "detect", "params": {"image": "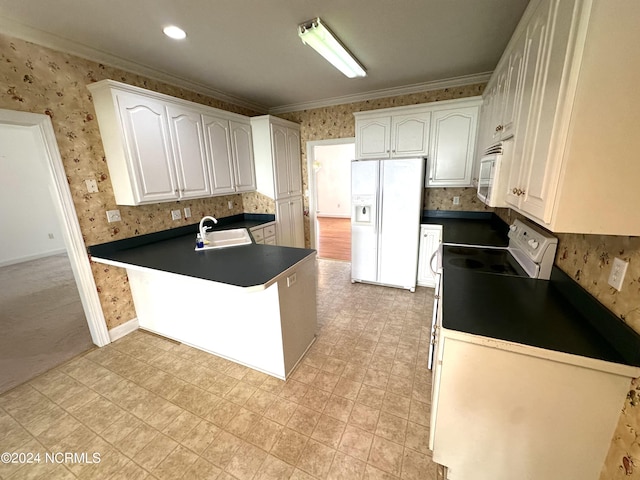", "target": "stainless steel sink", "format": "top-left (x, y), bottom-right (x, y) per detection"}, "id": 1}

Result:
top-left (195, 228), bottom-right (252, 250)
